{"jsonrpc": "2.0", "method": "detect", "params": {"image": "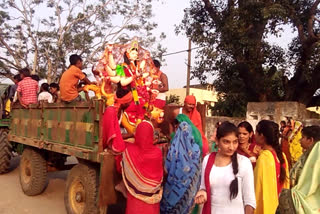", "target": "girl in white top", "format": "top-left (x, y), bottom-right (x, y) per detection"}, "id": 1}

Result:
top-left (195, 121), bottom-right (256, 214)
top-left (38, 83), bottom-right (53, 103)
